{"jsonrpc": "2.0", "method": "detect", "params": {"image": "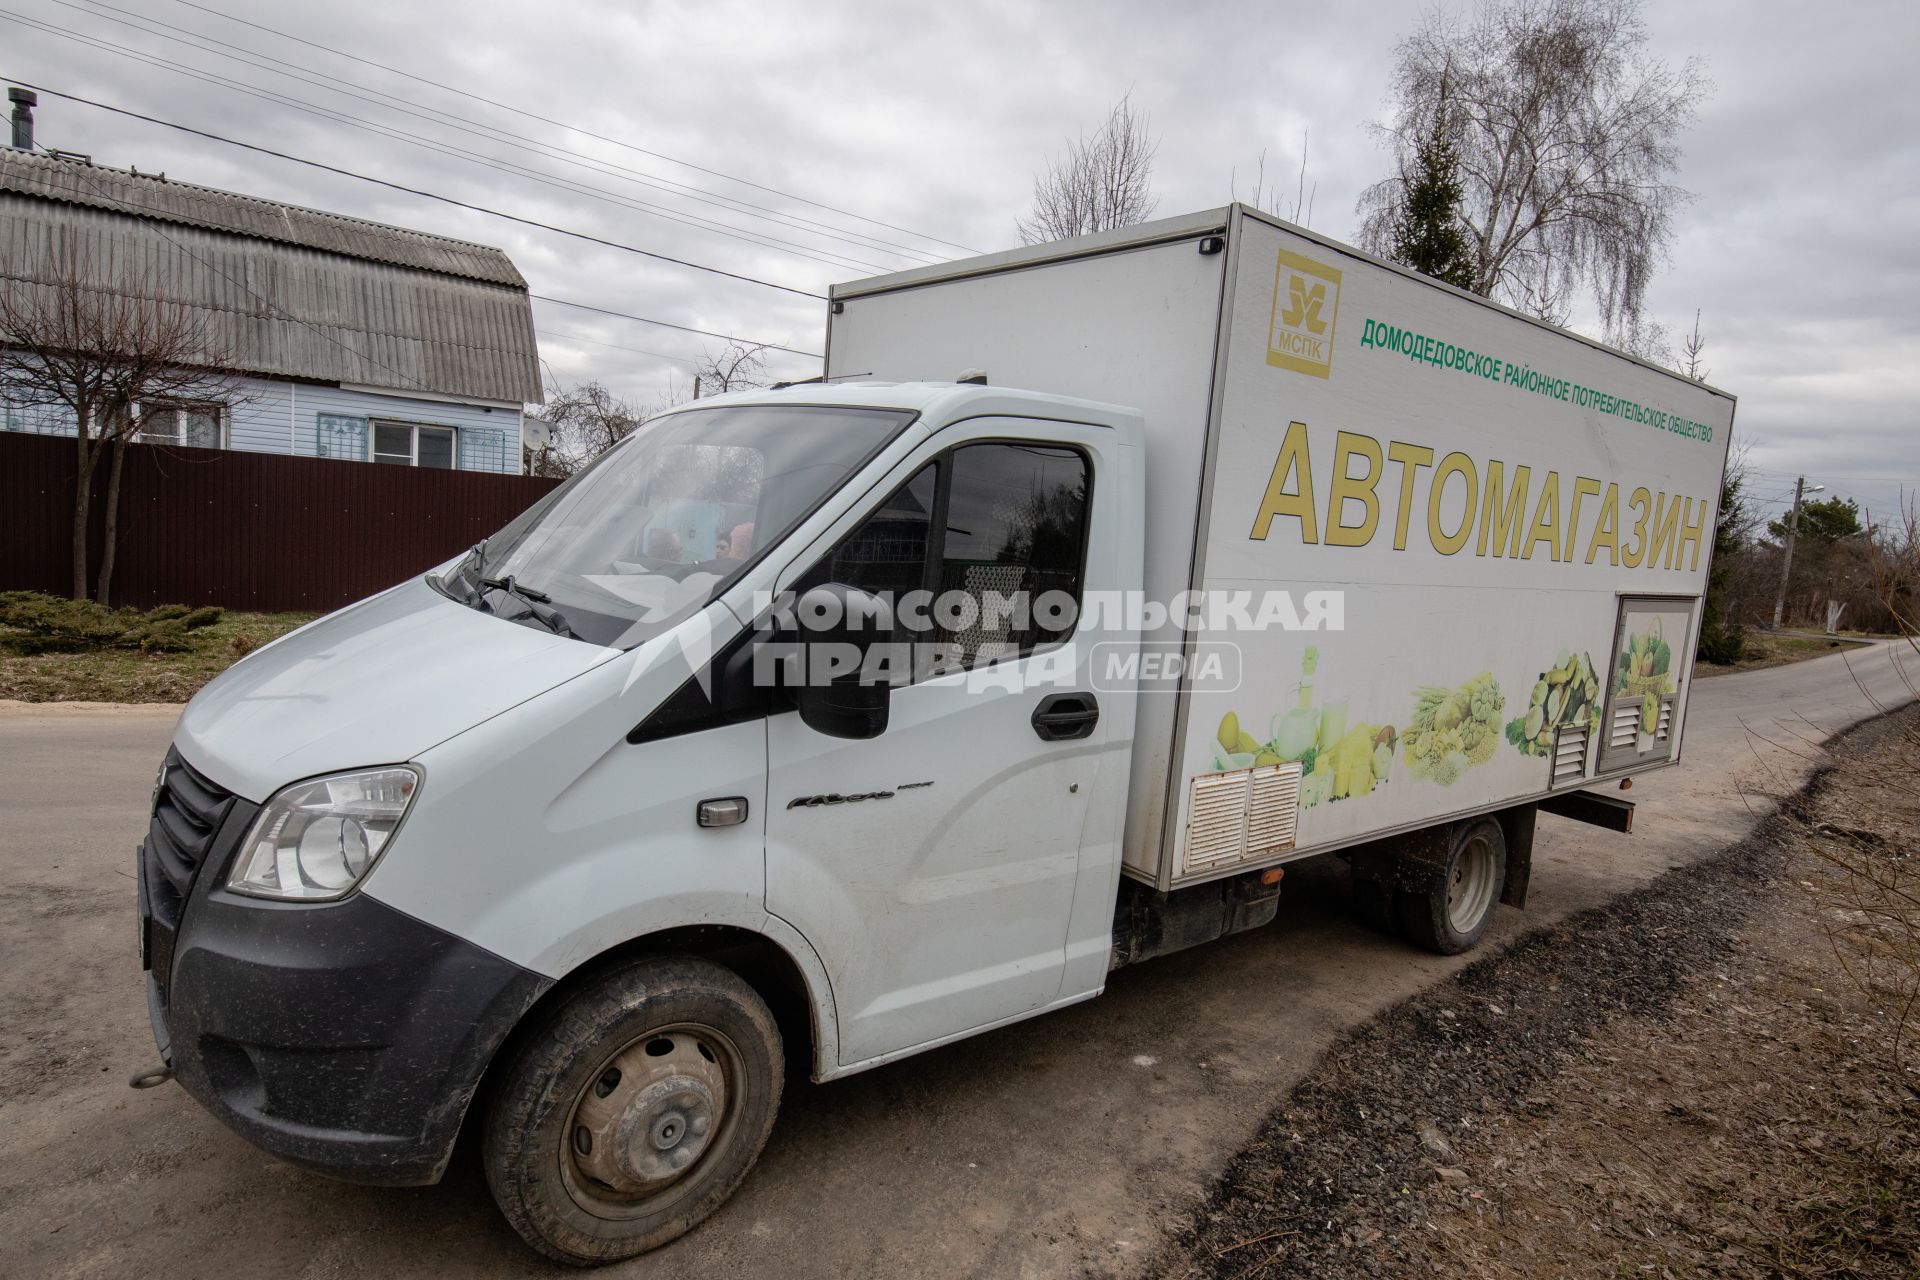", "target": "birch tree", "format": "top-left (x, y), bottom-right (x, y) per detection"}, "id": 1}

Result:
top-left (1357, 0), bottom-right (1710, 336)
